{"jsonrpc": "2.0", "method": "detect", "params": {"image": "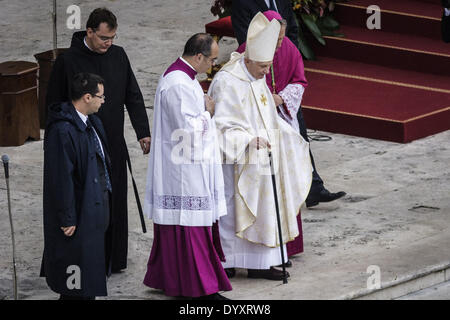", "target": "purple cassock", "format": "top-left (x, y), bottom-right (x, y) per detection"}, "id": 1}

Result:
top-left (236, 10), bottom-right (308, 258)
top-left (143, 224), bottom-right (232, 297)
top-left (143, 58), bottom-right (232, 297)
